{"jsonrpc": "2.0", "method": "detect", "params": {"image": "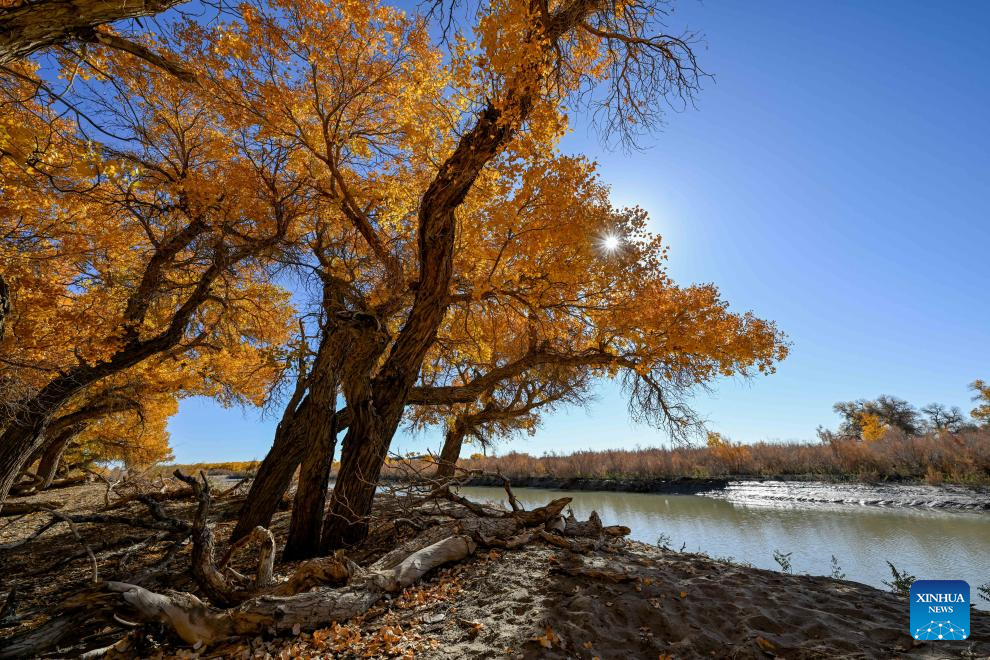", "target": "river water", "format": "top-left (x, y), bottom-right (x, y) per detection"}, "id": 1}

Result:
top-left (455, 484), bottom-right (990, 593)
